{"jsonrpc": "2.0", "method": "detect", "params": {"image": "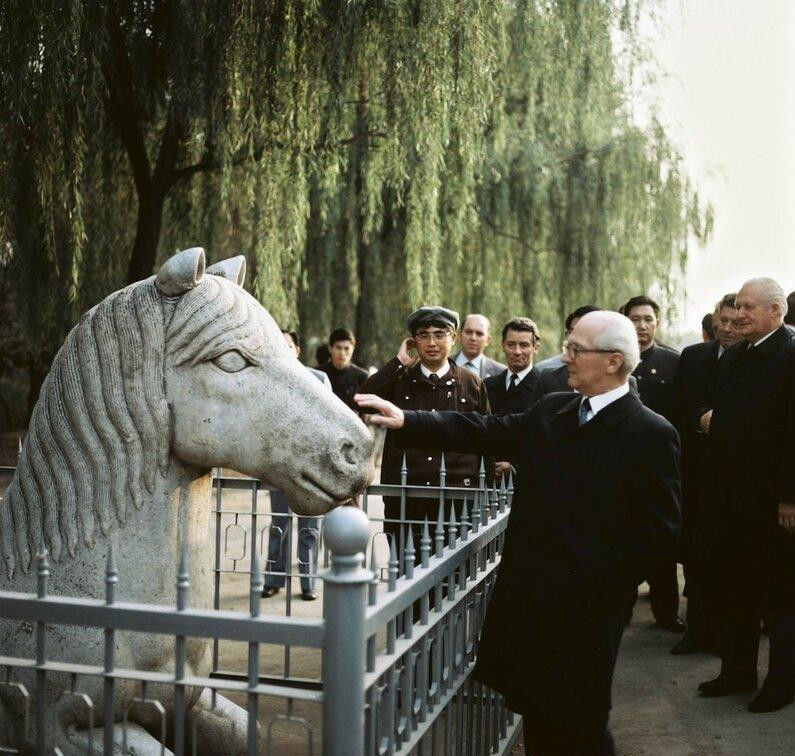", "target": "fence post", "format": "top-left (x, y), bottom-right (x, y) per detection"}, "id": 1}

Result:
top-left (322, 506), bottom-right (372, 756)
